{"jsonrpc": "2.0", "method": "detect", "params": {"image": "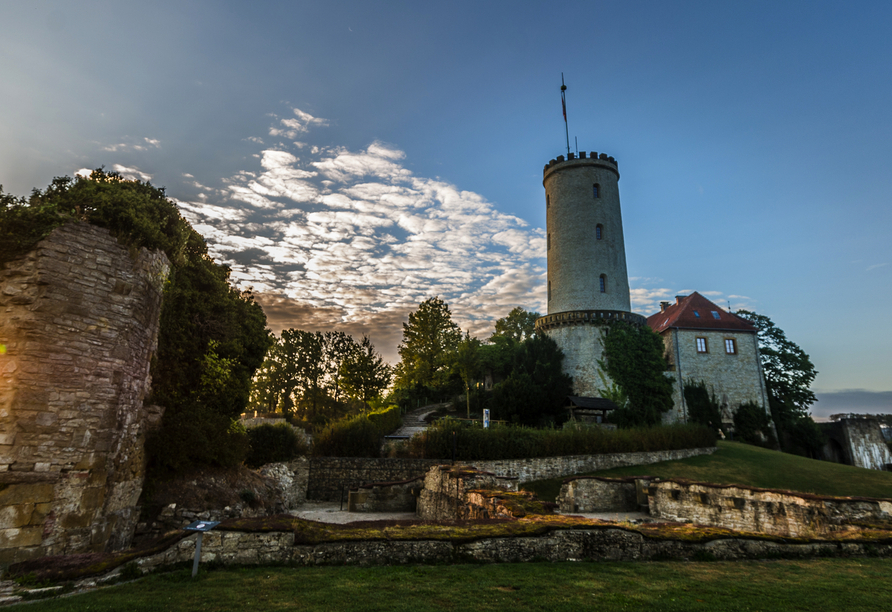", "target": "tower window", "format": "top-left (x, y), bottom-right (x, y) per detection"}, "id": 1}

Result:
top-left (696, 337), bottom-right (708, 353)
top-left (546, 194), bottom-right (550, 208)
top-left (596, 224), bottom-right (603, 240)
top-left (548, 280), bottom-right (552, 301)
top-left (547, 233), bottom-right (551, 250)
top-left (593, 183), bottom-right (600, 198)
top-left (725, 338), bottom-right (737, 354)
top-left (599, 274), bottom-right (607, 293)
